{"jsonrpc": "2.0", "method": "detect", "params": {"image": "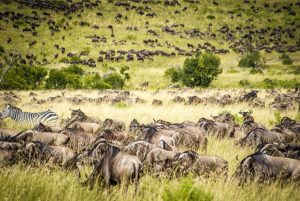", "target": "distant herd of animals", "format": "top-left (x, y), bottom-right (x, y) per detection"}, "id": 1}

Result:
top-left (0, 98), bottom-right (299, 187)
top-left (0, 0), bottom-right (299, 67)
